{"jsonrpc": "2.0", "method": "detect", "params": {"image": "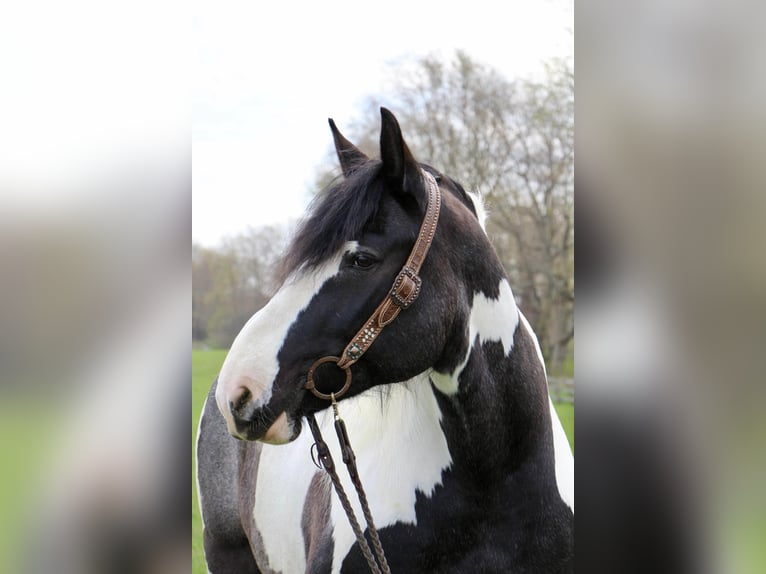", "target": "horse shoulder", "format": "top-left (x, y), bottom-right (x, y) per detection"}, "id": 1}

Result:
top-left (197, 380), bottom-right (261, 573)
